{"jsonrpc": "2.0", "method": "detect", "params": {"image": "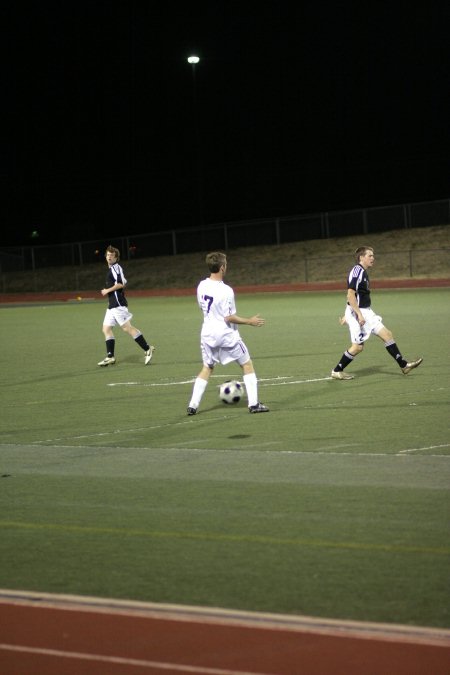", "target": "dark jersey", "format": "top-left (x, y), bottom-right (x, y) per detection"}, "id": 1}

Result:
top-left (105, 263), bottom-right (128, 309)
top-left (347, 264), bottom-right (371, 308)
